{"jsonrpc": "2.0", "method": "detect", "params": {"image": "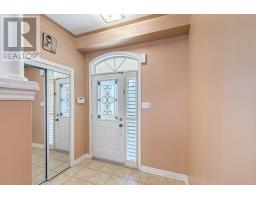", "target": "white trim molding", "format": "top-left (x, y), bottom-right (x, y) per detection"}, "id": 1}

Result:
top-left (89, 51), bottom-right (144, 169)
top-left (74, 153), bottom-right (92, 166)
top-left (141, 165), bottom-right (189, 184)
top-left (89, 51), bottom-right (146, 67)
top-left (0, 77), bottom-right (39, 100)
top-left (24, 58), bottom-right (74, 74)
